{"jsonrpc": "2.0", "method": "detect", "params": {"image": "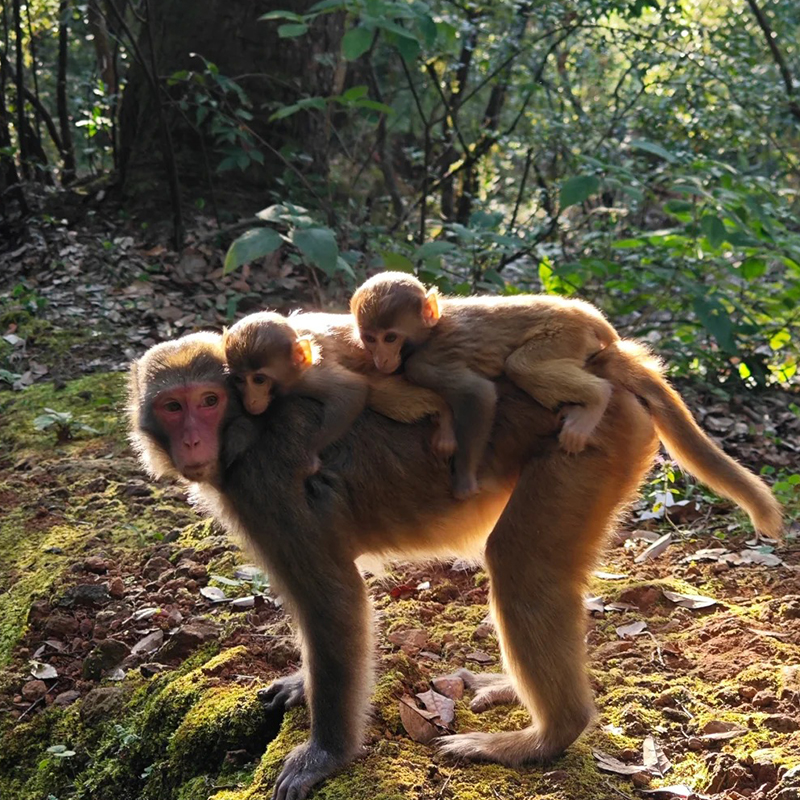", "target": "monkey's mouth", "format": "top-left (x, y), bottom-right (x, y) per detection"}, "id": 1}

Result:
top-left (182, 463), bottom-right (213, 482)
